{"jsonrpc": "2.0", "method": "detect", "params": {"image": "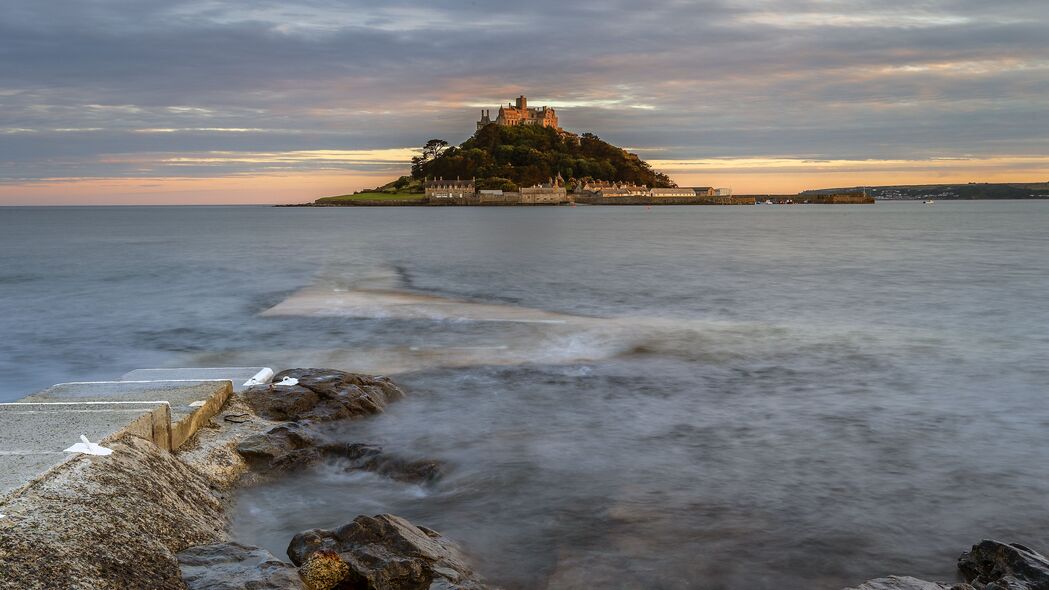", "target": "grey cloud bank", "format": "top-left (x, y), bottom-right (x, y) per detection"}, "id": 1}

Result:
top-left (1, 0), bottom-right (1047, 185)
